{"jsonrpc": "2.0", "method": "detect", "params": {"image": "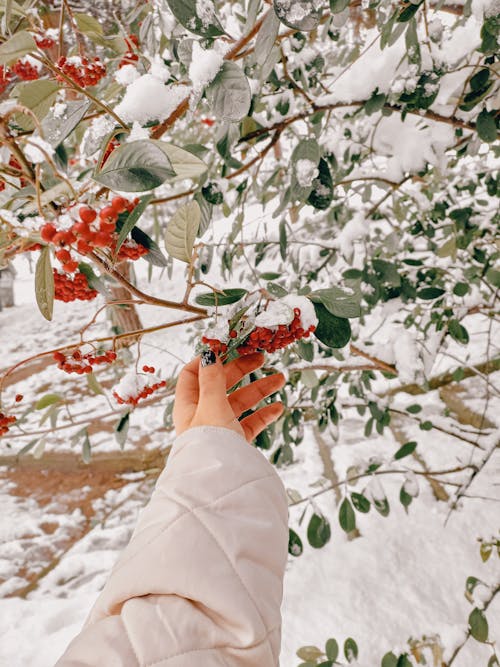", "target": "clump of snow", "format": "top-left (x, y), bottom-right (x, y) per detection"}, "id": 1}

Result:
top-left (114, 74), bottom-right (189, 124)
top-left (113, 371), bottom-right (162, 403)
top-left (254, 294), bottom-right (318, 330)
top-left (115, 64), bottom-right (140, 86)
top-left (52, 102), bottom-right (67, 119)
top-left (126, 121), bottom-right (150, 142)
top-left (24, 136), bottom-right (55, 164)
top-left (149, 55), bottom-right (170, 82)
top-left (295, 159), bottom-right (319, 187)
top-left (334, 213), bottom-right (368, 258)
top-left (195, 0), bottom-right (217, 28)
top-left (189, 41), bottom-right (223, 91)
